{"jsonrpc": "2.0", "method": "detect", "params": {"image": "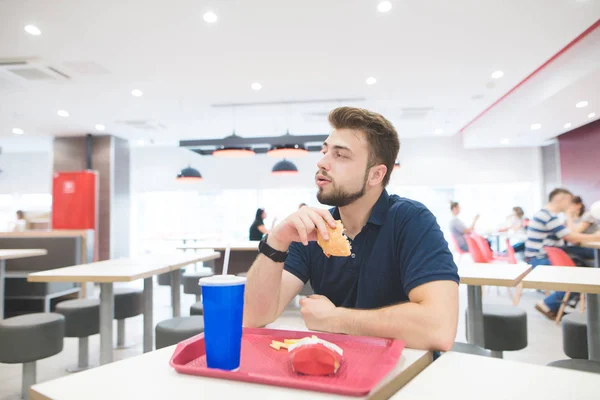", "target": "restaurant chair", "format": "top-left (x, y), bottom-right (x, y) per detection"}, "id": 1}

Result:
top-left (544, 247), bottom-right (581, 324)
